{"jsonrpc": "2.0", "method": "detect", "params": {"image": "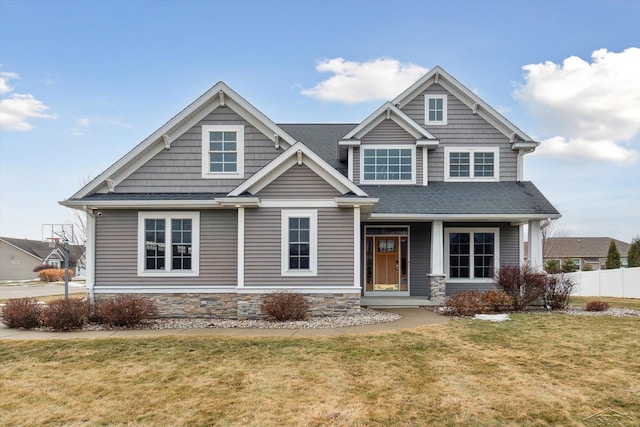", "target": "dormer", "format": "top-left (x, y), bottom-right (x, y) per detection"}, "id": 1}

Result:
top-left (338, 102), bottom-right (439, 186)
